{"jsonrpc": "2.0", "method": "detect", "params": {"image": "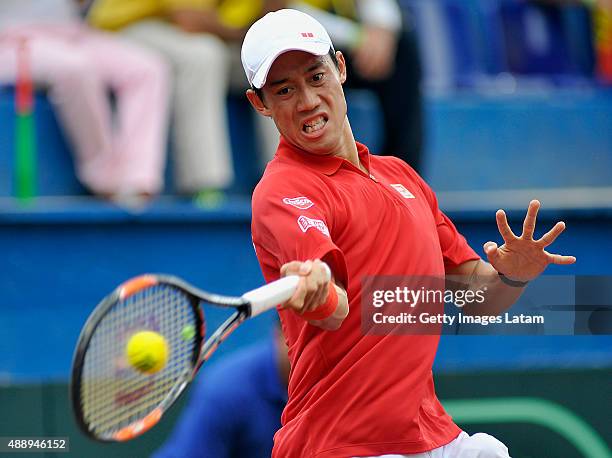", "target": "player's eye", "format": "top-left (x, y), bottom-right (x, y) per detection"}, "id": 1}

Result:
top-left (276, 87), bottom-right (291, 96)
top-left (312, 73), bottom-right (325, 83)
